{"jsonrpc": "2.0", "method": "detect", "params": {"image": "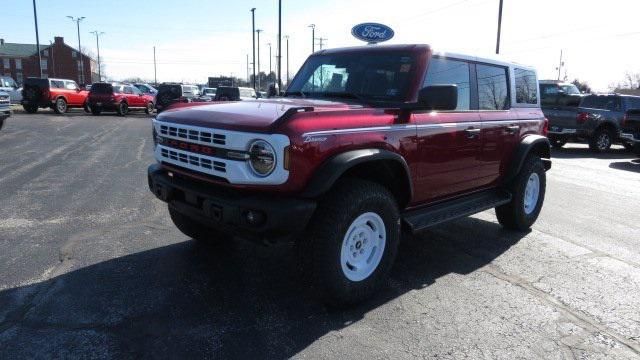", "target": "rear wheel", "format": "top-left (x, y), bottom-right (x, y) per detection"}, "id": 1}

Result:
top-left (299, 179), bottom-right (400, 307)
top-left (23, 104), bottom-right (38, 114)
top-left (168, 205), bottom-right (226, 243)
top-left (83, 101), bottom-right (91, 113)
top-left (54, 98), bottom-right (67, 114)
top-left (145, 101), bottom-right (154, 114)
top-left (589, 128), bottom-right (613, 152)
top-left (496, 155), bottom-right (546, 231)
top-left (116, 101), bottom-right (128, 116)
